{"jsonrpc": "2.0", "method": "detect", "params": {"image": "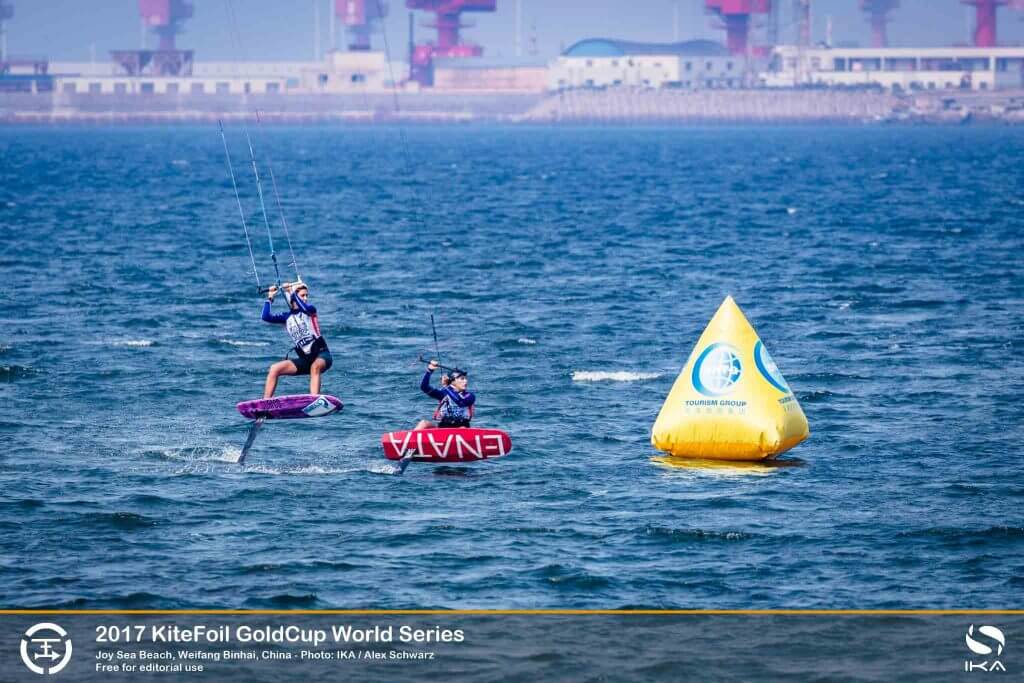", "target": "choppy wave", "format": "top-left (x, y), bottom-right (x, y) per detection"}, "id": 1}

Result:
top-left (243, 464), bottom-right (366, 476)
top-left (149, 446), bottom-right (241, 463)
top-left (642, 526), bottom-right (755, 543)
top-left (897, 526), bottom-right (1024, 542)
top-left (533, 564), bottom-right (612, 590)
top-left (0, 364), bottom-right (38, 380)
top-left (367, 461), bottom-right (406, 476)
top-left (0, 498), bottom-right (45, 511)
top-left (218, 339), bottom-right (271, 347)
top-left (246, 594), bottom-right (320, 608)
top-left (71, 512), bottom-right (160, 530)
top-left (238, 560), bottom-right (360, 575)
top-left (110, 339), bottom-right (154, 348)
top-left (572, 370), bottom-right (662, 382)
top-left (517, 338), bottom-right (537, 345)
